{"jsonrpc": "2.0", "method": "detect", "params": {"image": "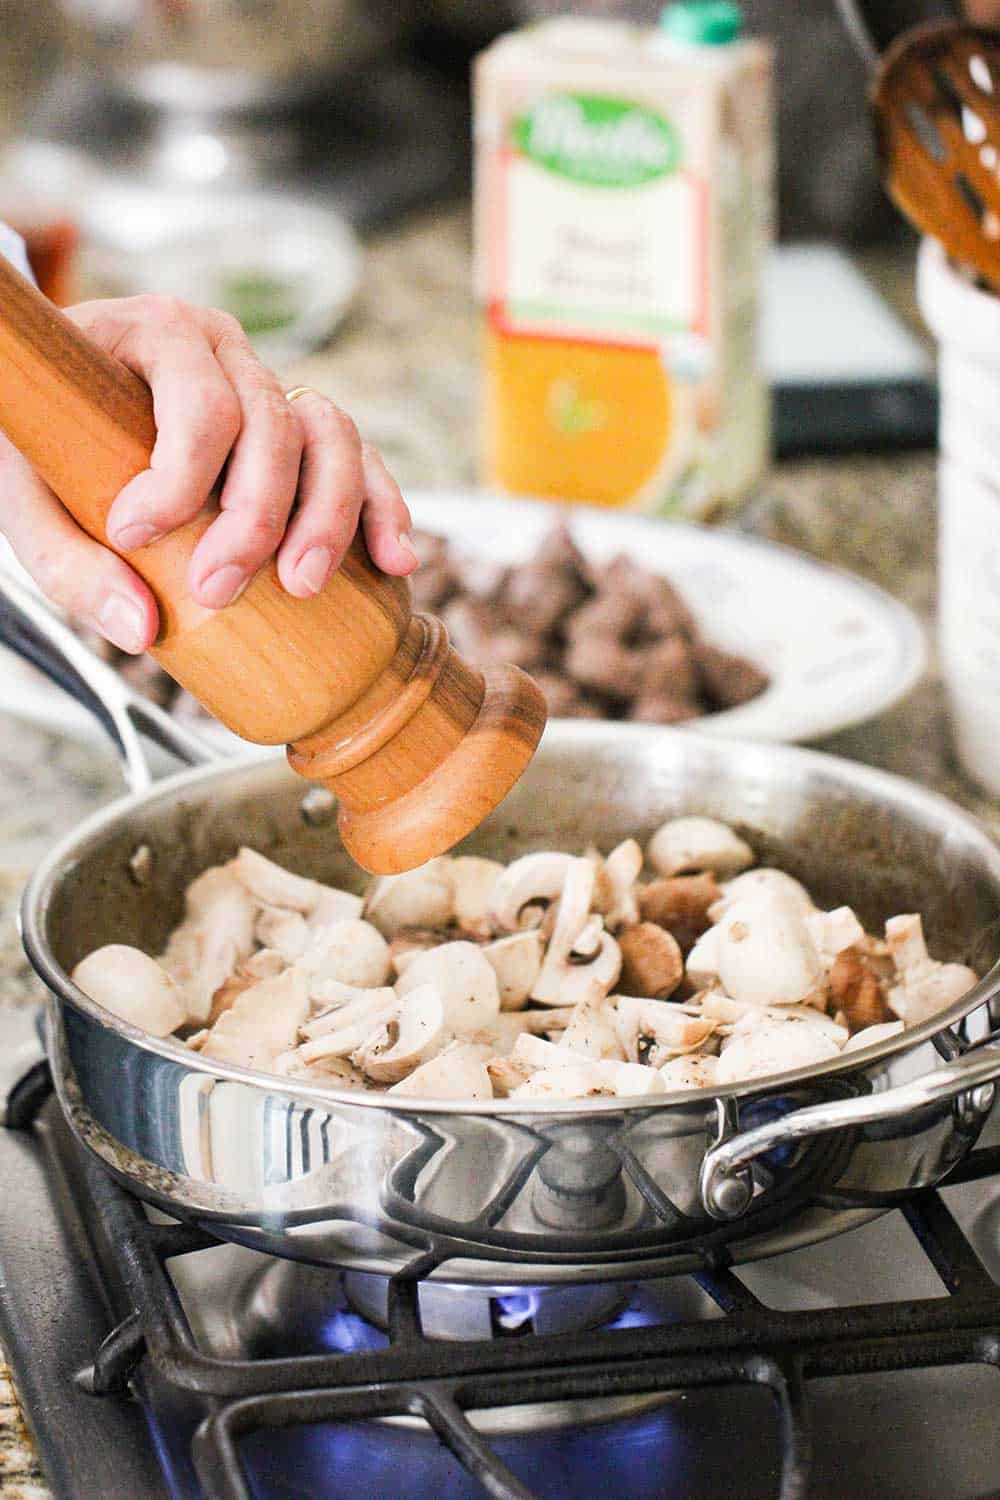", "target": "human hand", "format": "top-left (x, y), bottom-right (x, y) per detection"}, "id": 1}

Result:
top-left (965, 1), bottom-right (1000, 25)
top-left (0, 294), bottom-right (416, 654)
